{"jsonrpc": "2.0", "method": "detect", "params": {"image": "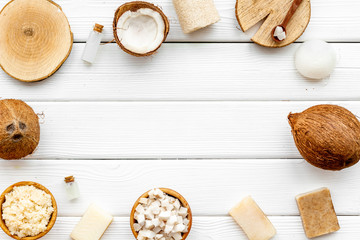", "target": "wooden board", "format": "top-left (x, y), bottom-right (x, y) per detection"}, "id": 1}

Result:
top-left (0, 0), bottom-right (359, 239)
top-left (0, 0), bottom-right (359, 43)
top-left (1, 216), bottom-right (360, 239)
top-left (0, 43), bottom-right (359, 101)
top-left (236, 0), bottom-right (311, 47)
top-left (1, 160), bottom-right (360, 216)
top-left (3, 101), bottom-right (359, 160)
